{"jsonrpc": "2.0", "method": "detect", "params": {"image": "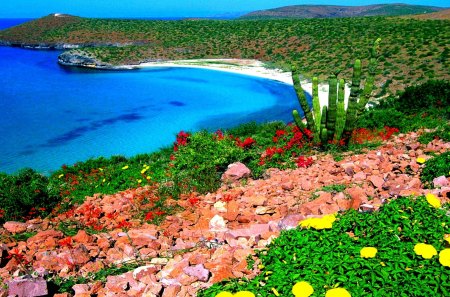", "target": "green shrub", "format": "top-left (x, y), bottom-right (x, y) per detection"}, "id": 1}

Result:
top-left (418, 124), bottom-right (450, 144)
top-left (357, 108), bottom-right (406, 130)
top-left (420, 152), bottom-right (450, 188)
top-left (0, 168), bottom-right (60, 223)
top-left (395, 80), bottom-right (450, 115)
